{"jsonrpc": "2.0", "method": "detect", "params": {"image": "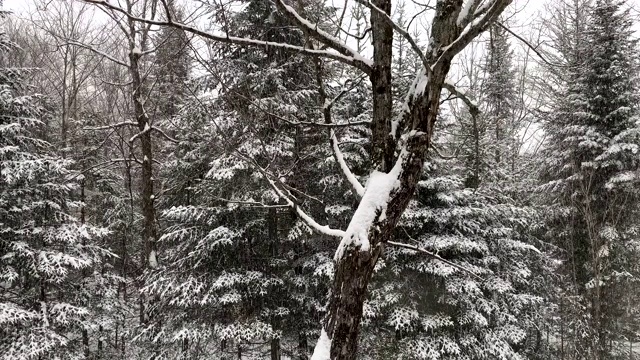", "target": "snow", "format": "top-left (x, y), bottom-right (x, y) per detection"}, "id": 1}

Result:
top-left (415, 72), bottom-right (430, 97)
top-left (41, 301), bottom-right (49, 327)
top-left (456, 0), bottom-right (474, 26)
top-left (132, 46), bottom-right (142, 55)
top-left (331, 130), bottom-right (365, 197)
top-left (391, 69), bottom-right (427, 139)
top-left (149, 250), bottom-right (158, 268)
top-left (279, 2), bottom-right (373, 68)
top-left (334, 150), bottom-right (406, 261)
top-left (311, 329), bottom-right (331, 360)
